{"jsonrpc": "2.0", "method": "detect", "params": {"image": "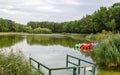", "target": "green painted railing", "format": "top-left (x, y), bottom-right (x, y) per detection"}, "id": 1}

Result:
top-left (30, 55), bottom-right (96, 75)
top-left (30, 57), bottom-right (77, 75)
top-left (66, 54), bottom-right (96, 75)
